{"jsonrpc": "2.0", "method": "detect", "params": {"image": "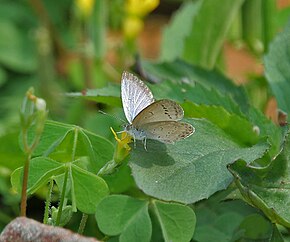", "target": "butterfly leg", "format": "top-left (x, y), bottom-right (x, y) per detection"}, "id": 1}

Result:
top-left (132, 134), bottom-right (136, 148)
top-left (143, 138), bottom-right (148, 151)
